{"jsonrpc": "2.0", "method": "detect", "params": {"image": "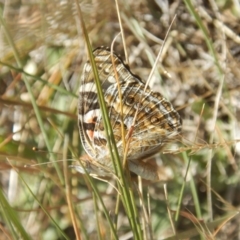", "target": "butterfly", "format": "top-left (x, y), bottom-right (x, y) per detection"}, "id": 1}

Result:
top-left (75, 46), bottom-right (181, 181)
